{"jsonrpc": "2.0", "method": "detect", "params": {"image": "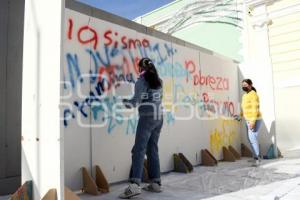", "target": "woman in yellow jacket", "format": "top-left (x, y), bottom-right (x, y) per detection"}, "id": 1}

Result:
top-left (241, 79), bottom-right (262, 166)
